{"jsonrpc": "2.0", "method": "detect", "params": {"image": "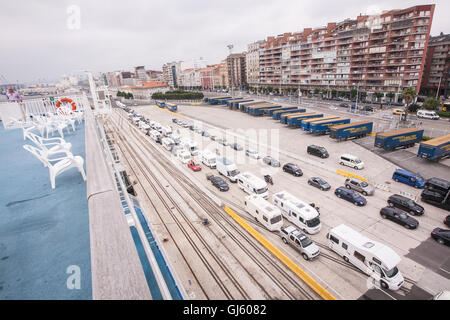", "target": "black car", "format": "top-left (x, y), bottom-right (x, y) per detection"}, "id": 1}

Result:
top-left (201, 131), bottom-right (210, 137)
top-left (231, 143), bottom-right (243, 151)
top-left (431, 228), bottom-right (450, 246)
top-left (308, 177), bottom-right (331, 191)
top-left (210, 176), bottom-right (229, 192)
top-left (380, 207), bottom-right (419, 229)
top-left (172, 118), bottom-right (179, 124)
top-left (283, 163), bottom-right (303, 177)
top-left (307, 145), bottom-right (329, 158)
top-left (388, 194), bottom-right (424, 216)
top-left (339, 103), bottom-right (349, 108)
top-left (445, 215), bottom-right (450, 228)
